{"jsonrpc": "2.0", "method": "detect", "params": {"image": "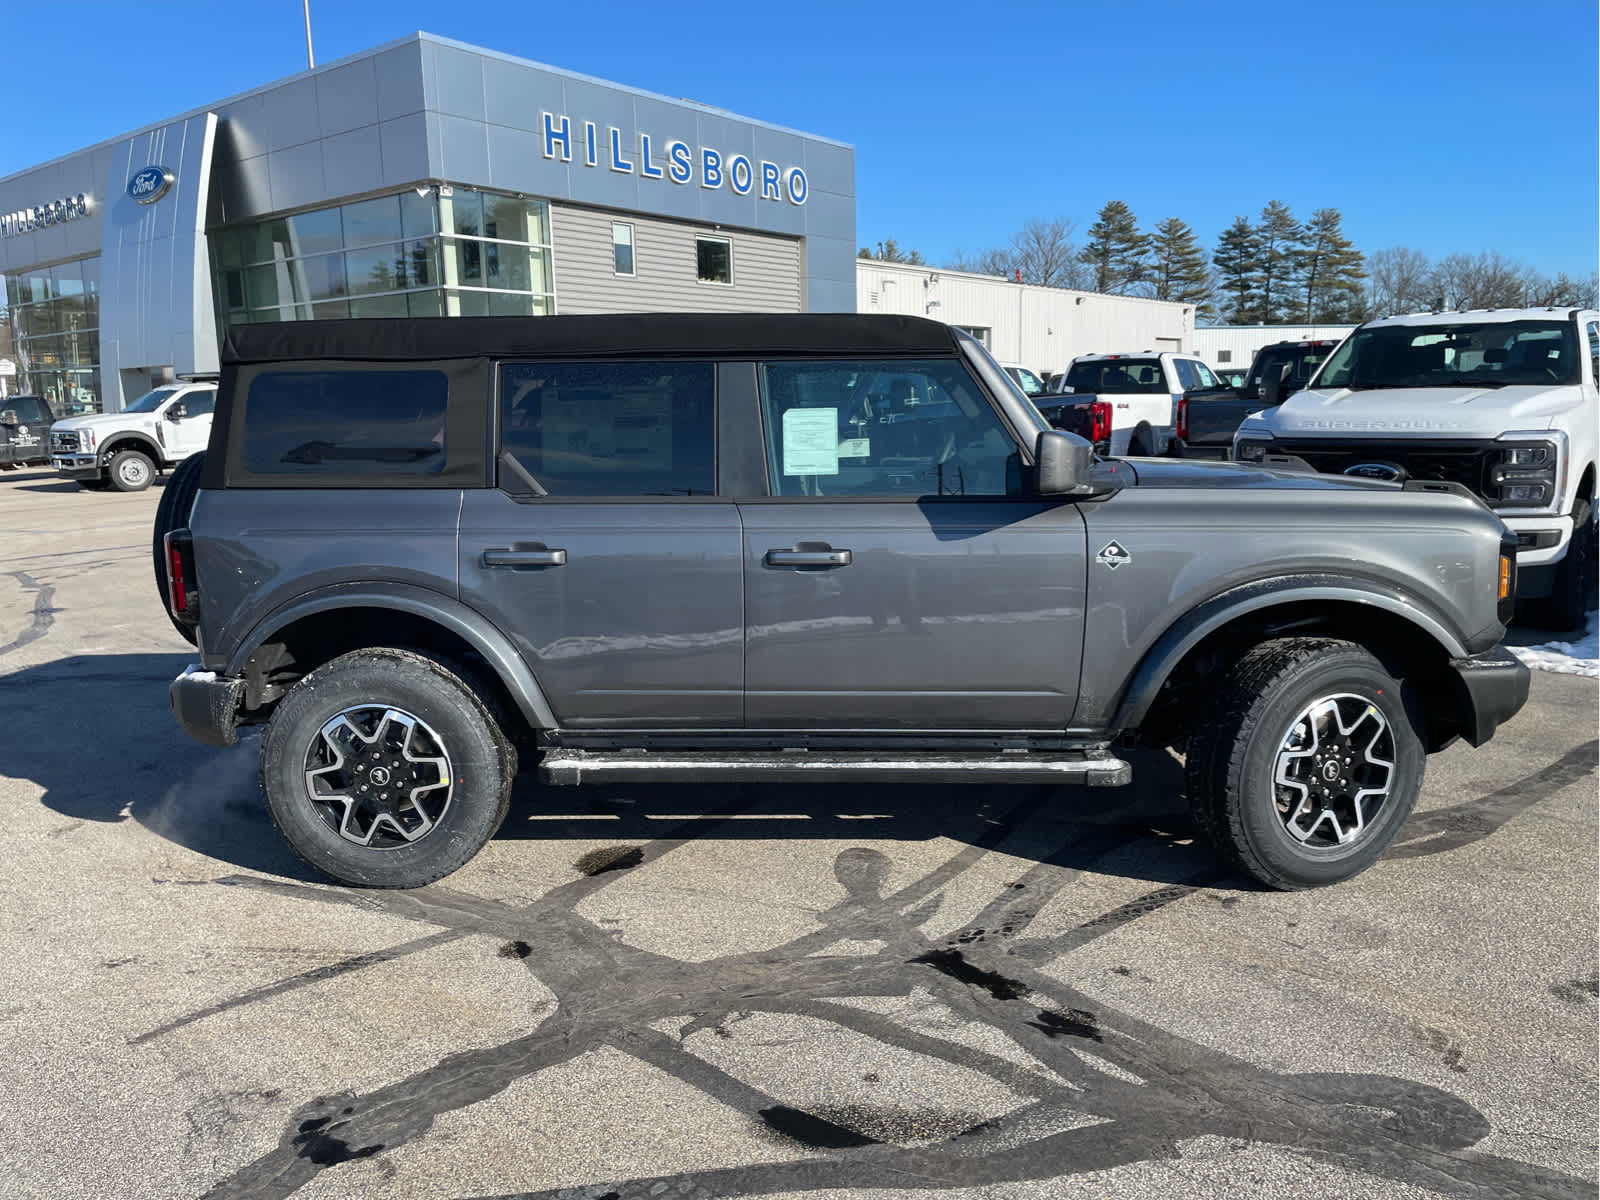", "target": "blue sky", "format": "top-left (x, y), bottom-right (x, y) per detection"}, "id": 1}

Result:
top-left (3, 0), bottom-right (1595, 278)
